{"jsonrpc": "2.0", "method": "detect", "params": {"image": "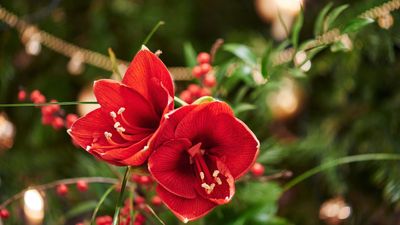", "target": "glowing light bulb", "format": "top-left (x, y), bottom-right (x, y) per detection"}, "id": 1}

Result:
top-left (77, 85), bottom-right (100, 116)
top-left (23, 189), bottom-right (44, 225)
top-left (25, 33), bottom-right (42, 56)
top-left (67, 51), bottom-right (85, 75)
top-left (0, 112), bottom-right (15, 151)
